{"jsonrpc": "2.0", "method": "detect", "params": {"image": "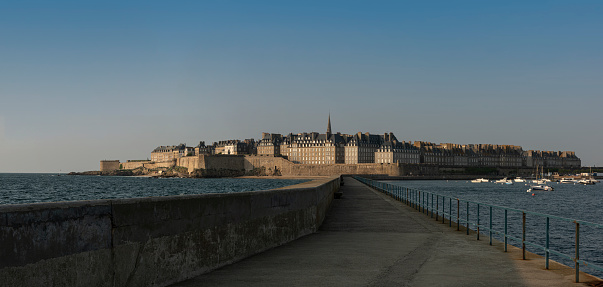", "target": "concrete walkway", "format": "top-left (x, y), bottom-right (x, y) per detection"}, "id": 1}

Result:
top-left (173, 177), bottom-right (600, 287)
